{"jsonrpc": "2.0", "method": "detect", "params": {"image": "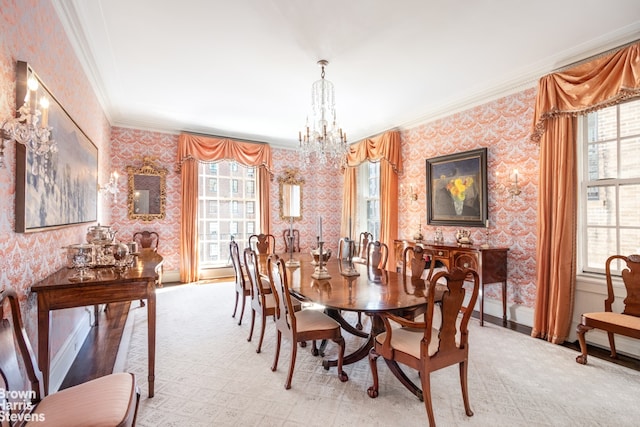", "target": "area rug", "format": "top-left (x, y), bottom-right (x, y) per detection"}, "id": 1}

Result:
top-left (118, 282), bottom-right (640, 426)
